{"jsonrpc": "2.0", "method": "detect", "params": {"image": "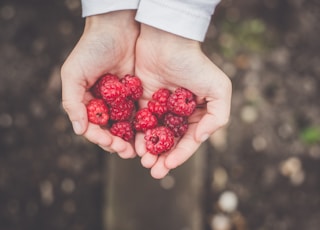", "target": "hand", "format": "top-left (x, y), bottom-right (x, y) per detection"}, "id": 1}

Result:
top-left (61, 11), bottom-right (139, 158)
top-left (134, 25), bottom-right (232, 179)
